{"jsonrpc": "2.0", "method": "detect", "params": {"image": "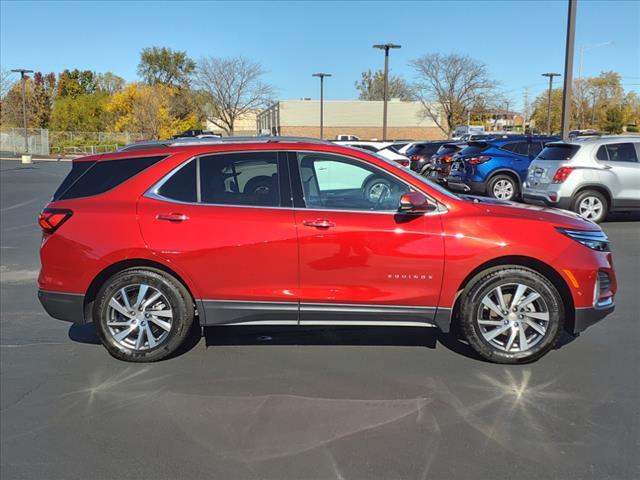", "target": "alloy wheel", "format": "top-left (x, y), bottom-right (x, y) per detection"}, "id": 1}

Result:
top-left (106, 284), bottom-right (173, 351)
top-left (578, 196), bottom-right (604, 221)
top-left (368, 182), bottom-right (391, 202)
top-left (493, 179), bottom-right (514, 200)
top-left (476, 283), bottom-right (550, 353)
